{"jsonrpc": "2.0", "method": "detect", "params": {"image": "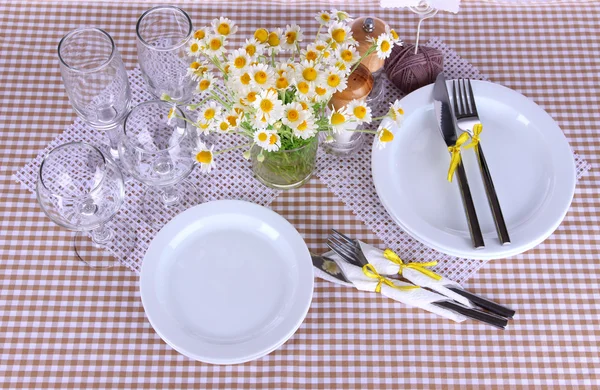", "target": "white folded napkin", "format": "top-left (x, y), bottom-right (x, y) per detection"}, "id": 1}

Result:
top-left (380, 0), bottom-right (460, 13)
top-left (357, 241), bottom-right (474, 307)
top-left (315, 252), bottom-right (467, 323)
